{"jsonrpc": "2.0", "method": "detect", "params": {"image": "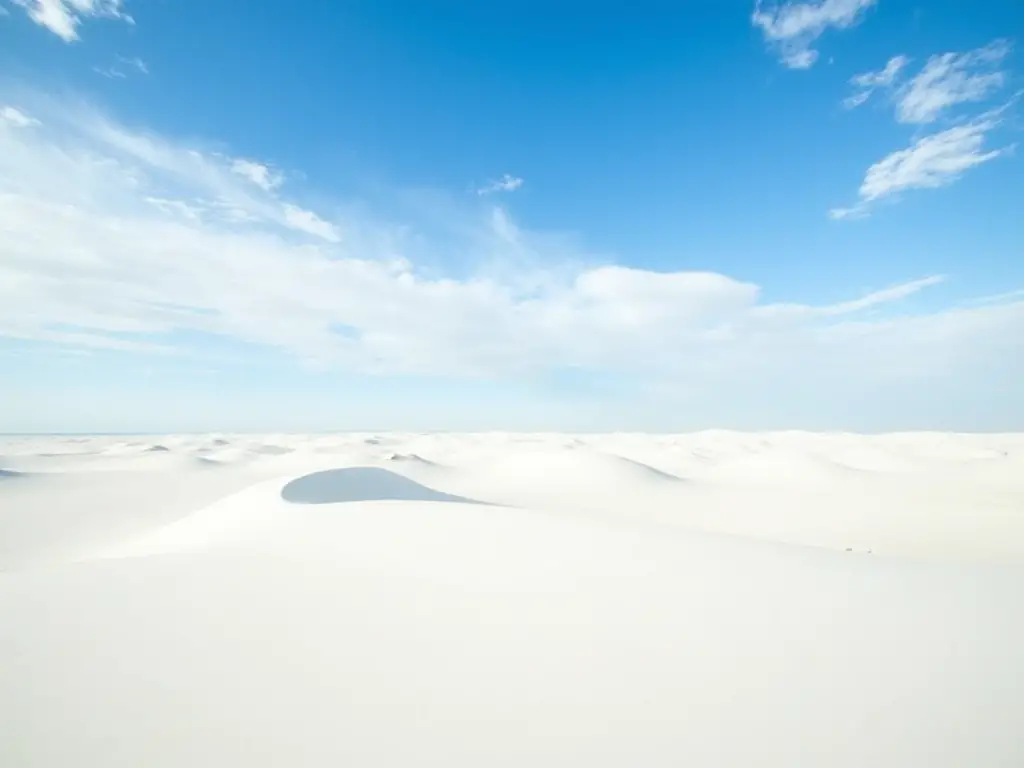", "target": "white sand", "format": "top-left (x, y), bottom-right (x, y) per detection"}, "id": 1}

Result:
top-left (2, 432), bottom-right (1023, 766)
